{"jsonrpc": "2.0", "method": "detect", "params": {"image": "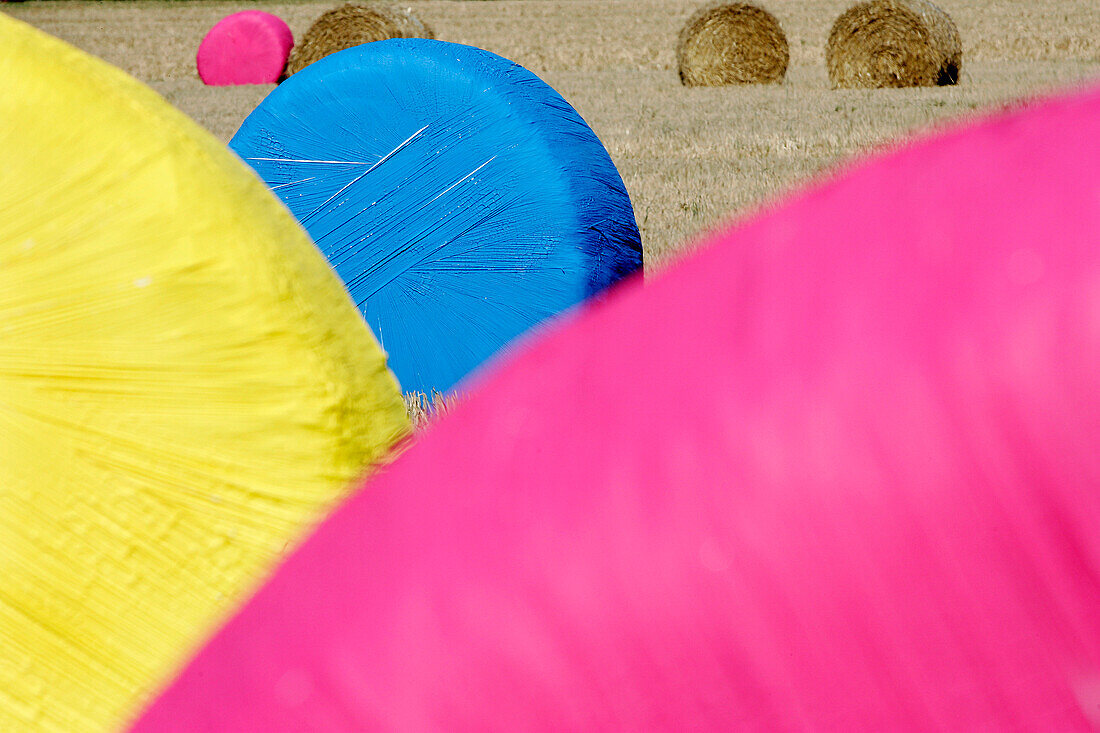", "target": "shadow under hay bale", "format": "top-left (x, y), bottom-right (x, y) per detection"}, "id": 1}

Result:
top-left (676, 2), bottom-right (788, 87)
top-left (826, 0), bottom-right (961, 88)
top-left (285, 3), bottom-right (433, 76)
